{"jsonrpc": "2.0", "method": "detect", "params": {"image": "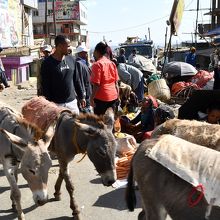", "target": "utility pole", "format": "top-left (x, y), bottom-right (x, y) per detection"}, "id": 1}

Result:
top-left (148, 27), bottom-right (151, 41)
top-left (164, 27), bottom-right (168, 51)
top-left (45, 0), bottom-right (48, 41)
top-left (218, 0), bottom-right (220, 26)
top-left (212, 0), bottom-right (216, 29)
top-left (195, 0), bottom-right (199, 48)
top-left (52, 0), bottom-right (57, 36)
